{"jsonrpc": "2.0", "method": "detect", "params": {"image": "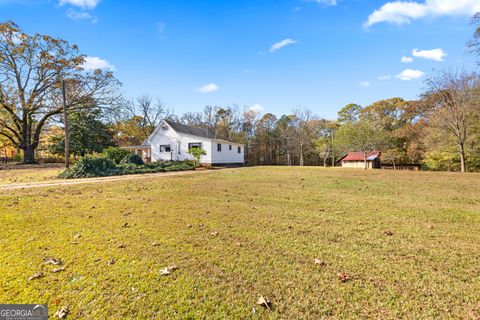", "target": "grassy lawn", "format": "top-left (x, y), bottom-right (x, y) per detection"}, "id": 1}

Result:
top-left (0, 164), bottom-right (63, 185)
top-left (0, 167), bottom-right (479, 319)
